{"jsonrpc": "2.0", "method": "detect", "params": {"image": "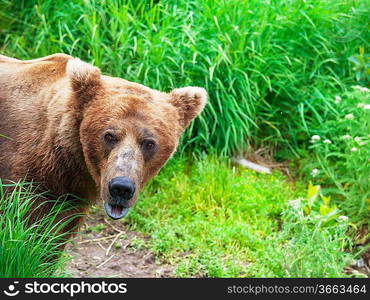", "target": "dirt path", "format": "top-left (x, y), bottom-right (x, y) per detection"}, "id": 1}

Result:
top-left (65, 208), bottom-right (174, 278)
